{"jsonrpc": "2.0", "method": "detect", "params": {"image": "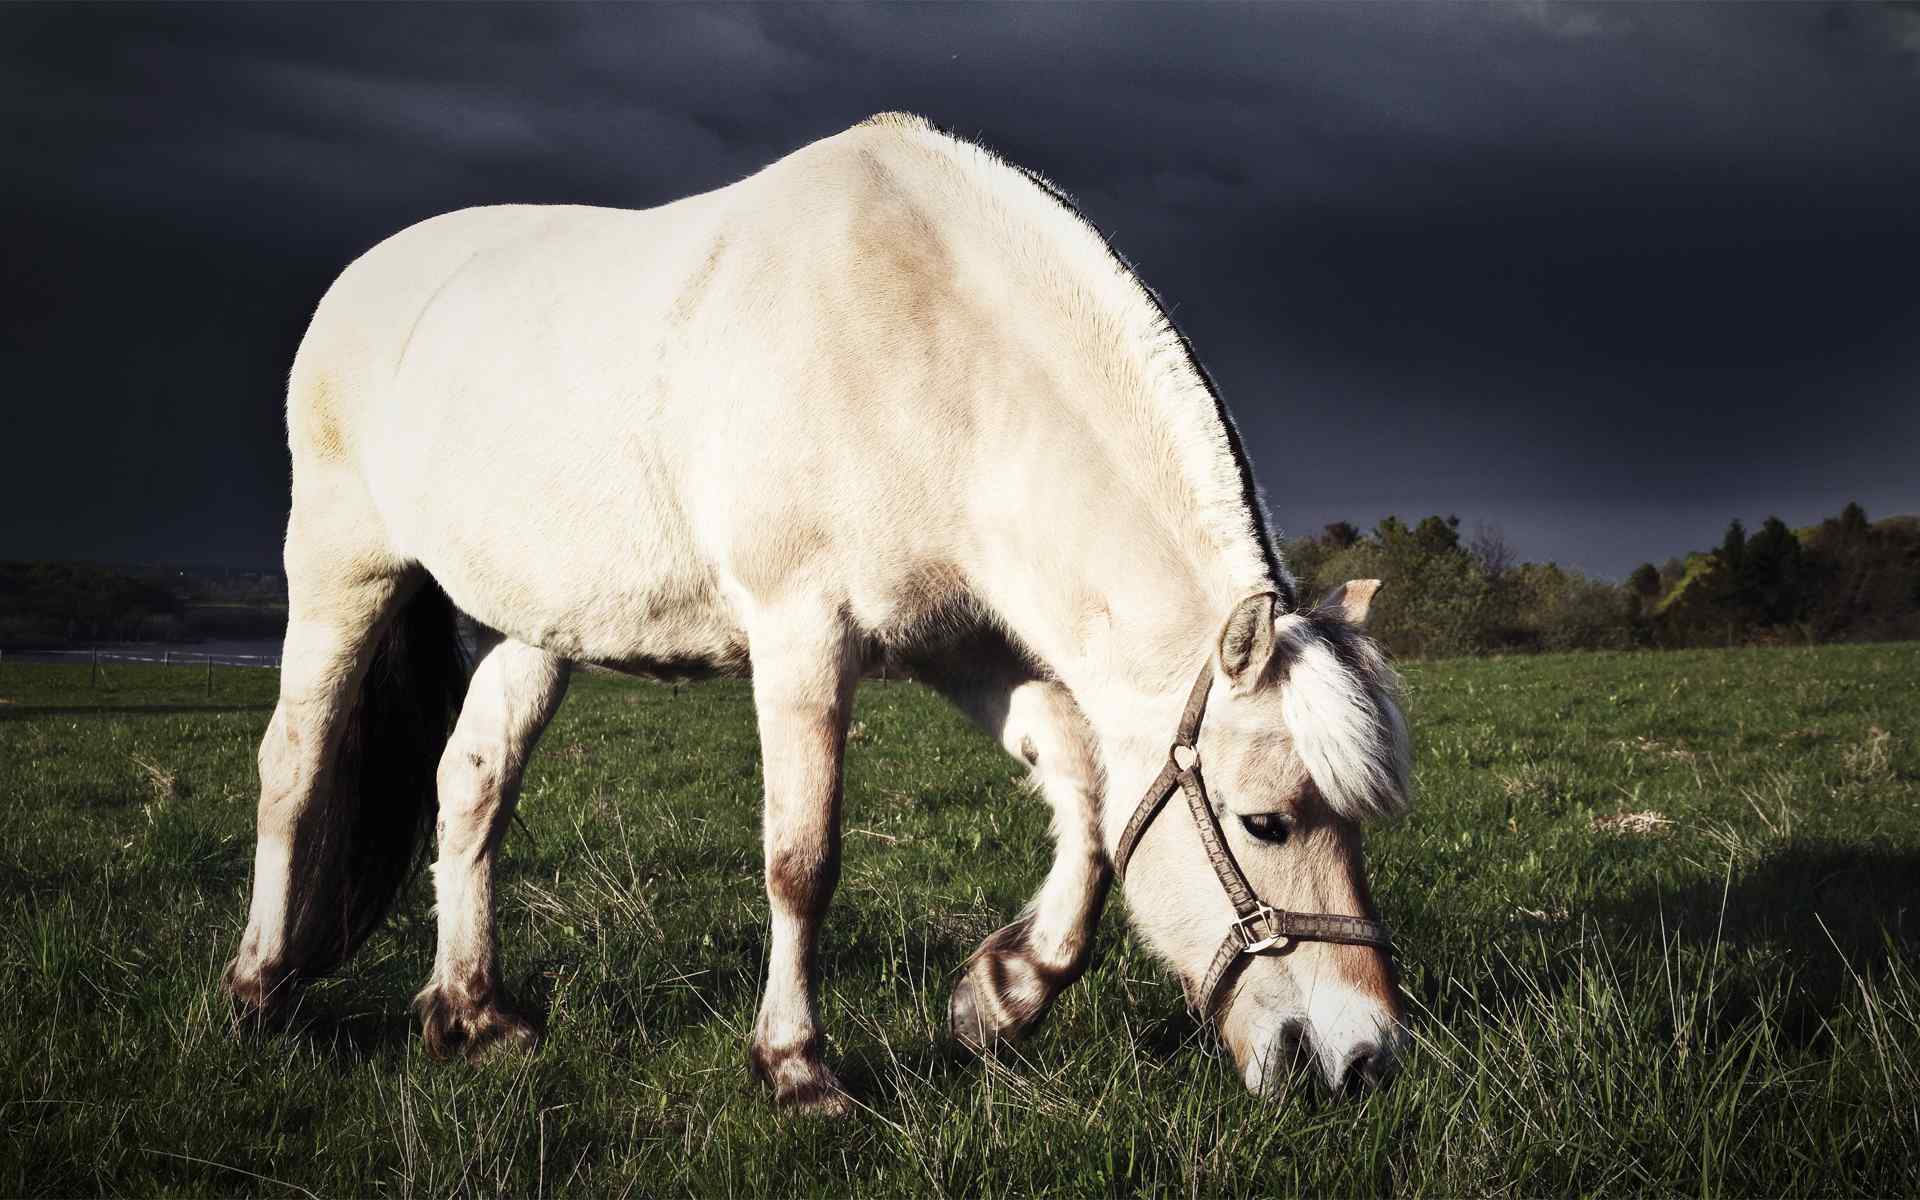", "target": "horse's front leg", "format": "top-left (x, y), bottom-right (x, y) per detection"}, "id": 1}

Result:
top-left (925, 665), bottom-right (1111, 1049)
top-left (414, 632), bottom-right (570, 1059)
top-left (744, 603), bottom-right (860, 1115)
